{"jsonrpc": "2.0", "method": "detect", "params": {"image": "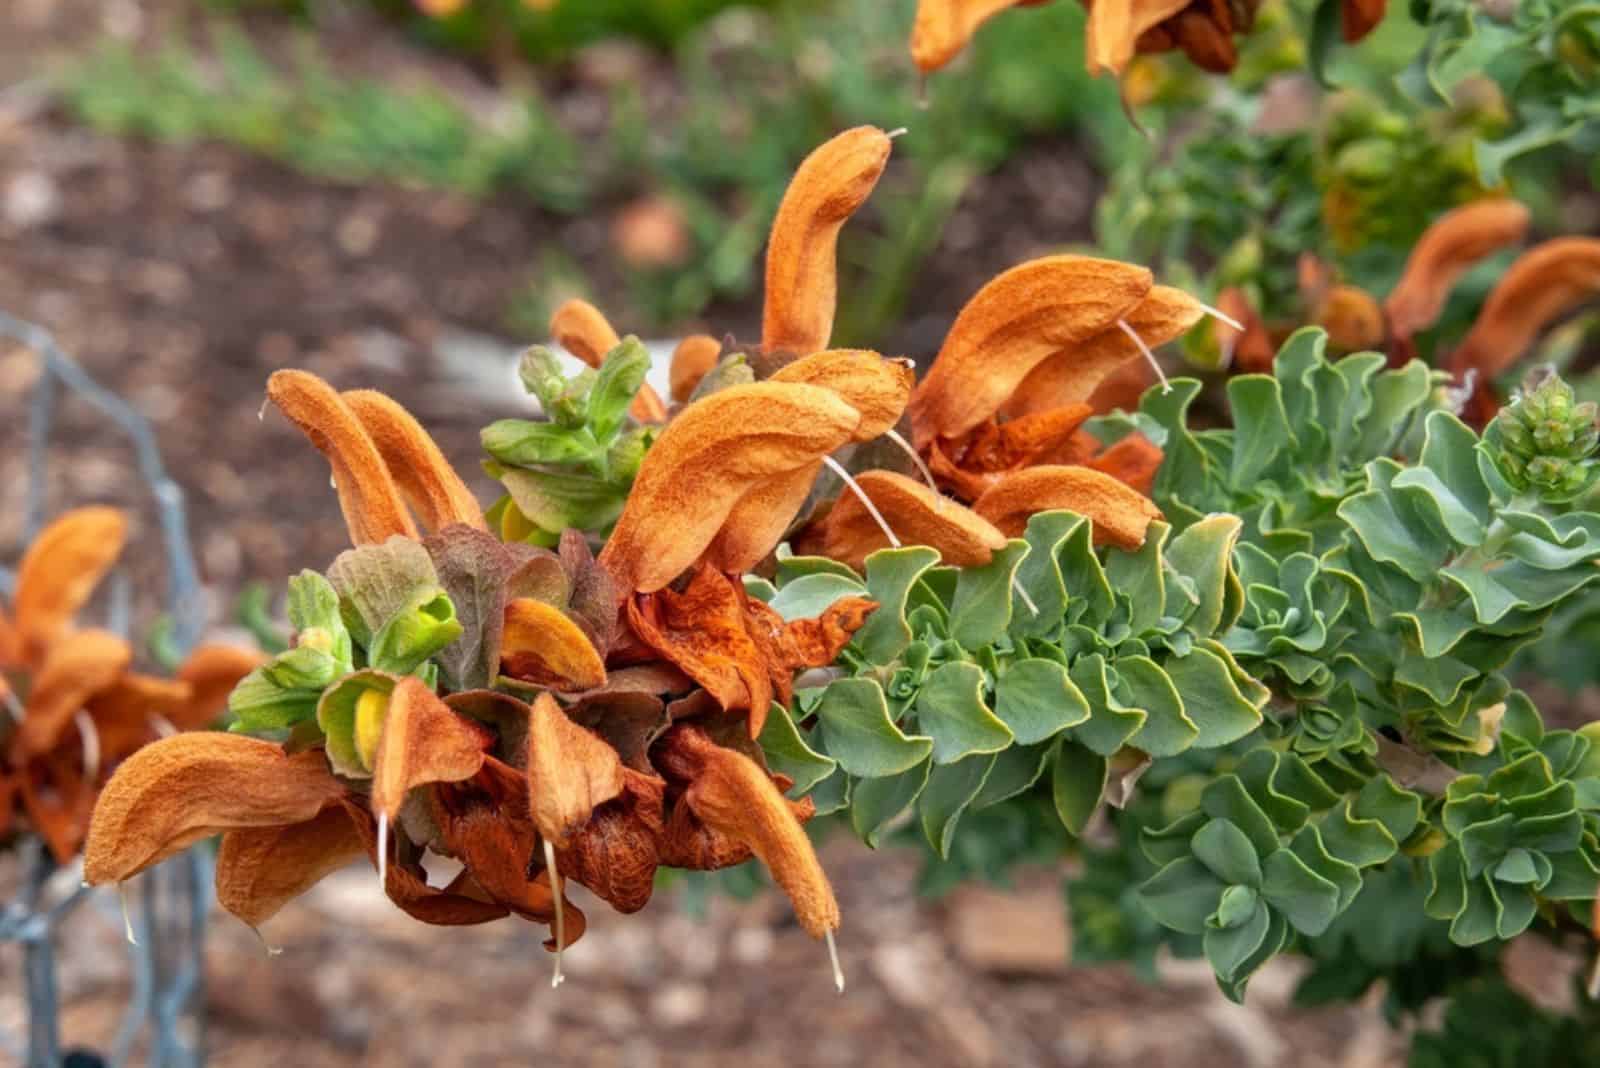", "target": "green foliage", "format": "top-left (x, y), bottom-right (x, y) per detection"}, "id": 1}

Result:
top-left (1408, 975), bottom-right (1600, 1068)
top-left (481, 339), bottom-right (657, 545)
